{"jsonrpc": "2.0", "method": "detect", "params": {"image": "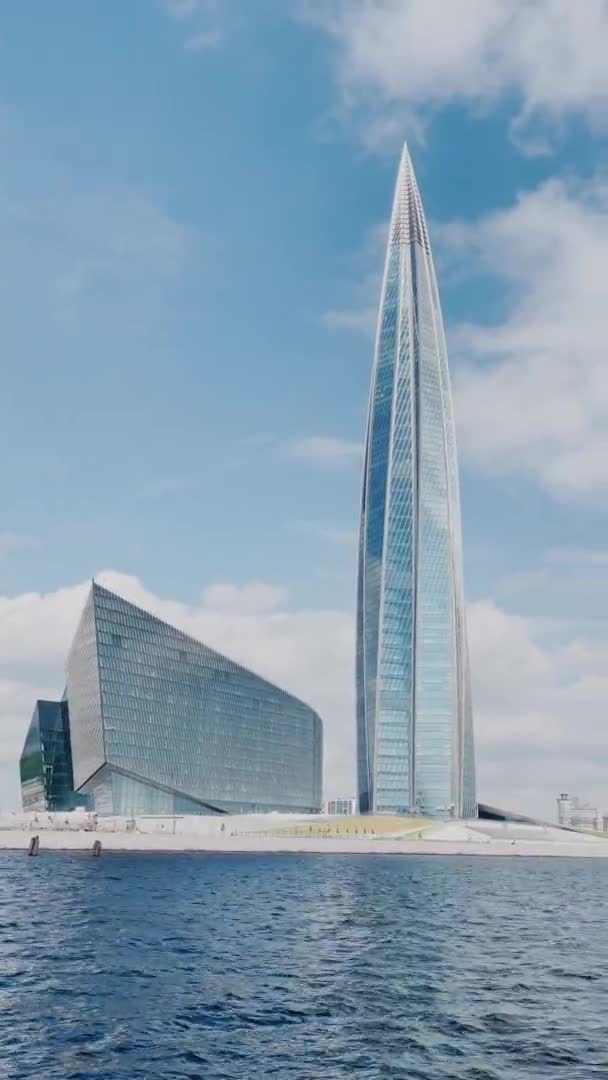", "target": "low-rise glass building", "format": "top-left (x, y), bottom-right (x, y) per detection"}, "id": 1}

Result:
top-left (19, 698), bottom-right (83, 812)
top-left (21, 583), bottom-right (323, 816)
